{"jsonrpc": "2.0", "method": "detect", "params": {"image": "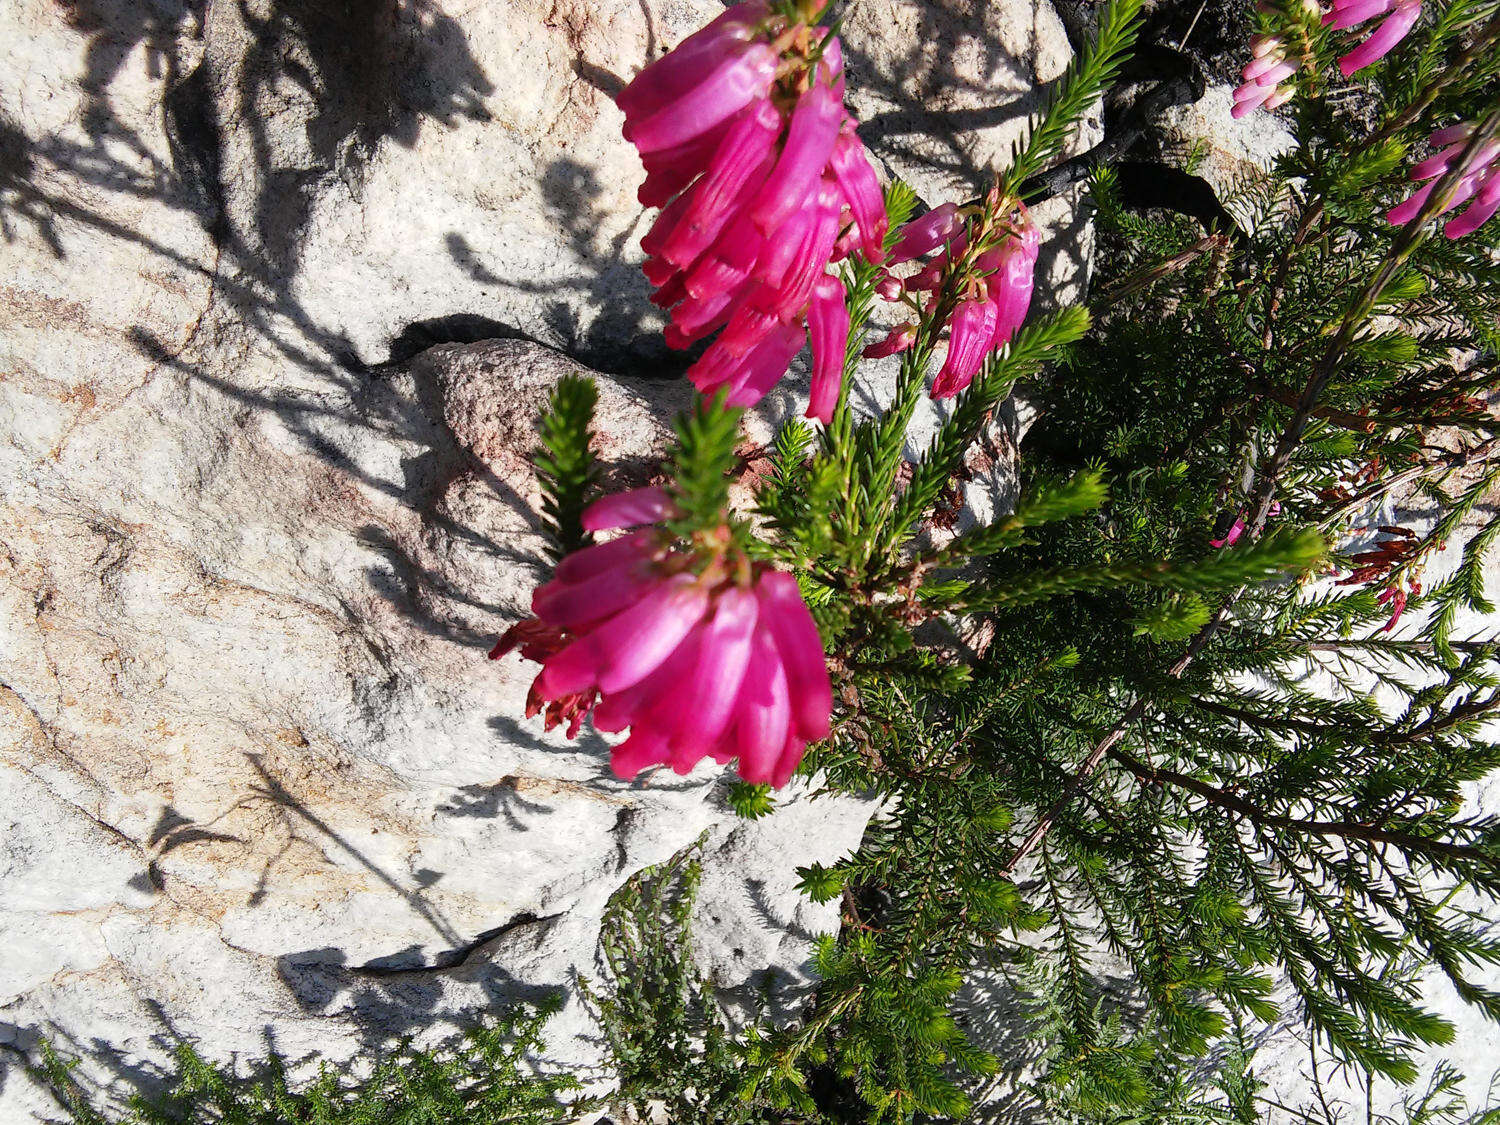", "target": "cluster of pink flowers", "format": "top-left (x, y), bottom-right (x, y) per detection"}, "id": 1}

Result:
top-left (866, 198), bottom-right (1040, 399)
top-left (1232, 0), bottom-right (1423, 118)
top-left (1388, 121), bottom-right (1500, 239)
top-left (617, 0), bottom-right (887, 422)
top-left (1233, 11), bottom-right (1497, 240)
top-left (491, 487), bottom-right (832, 788)
top-left (1232, 35), bottom-right (1298, 119)
top-left (1325, 0), bottom-right (1422, 76)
